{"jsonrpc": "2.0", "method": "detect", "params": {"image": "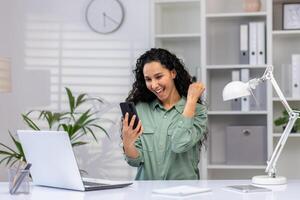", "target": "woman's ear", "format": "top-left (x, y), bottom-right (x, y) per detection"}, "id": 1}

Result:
top-left (171, 69), bottom-right (177, 79)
